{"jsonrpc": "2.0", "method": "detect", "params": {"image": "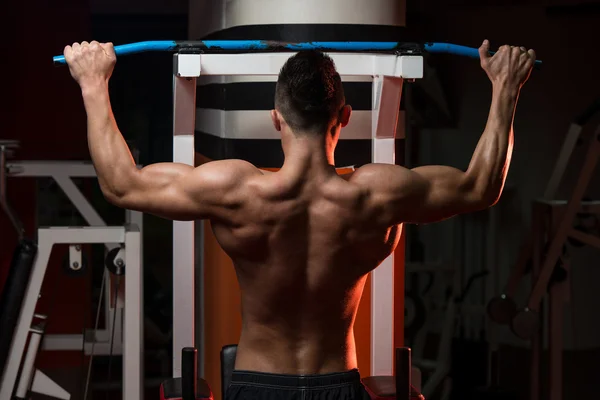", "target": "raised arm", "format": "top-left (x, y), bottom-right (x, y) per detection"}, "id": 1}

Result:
top-left (63, 41), bottom-right (260, 221)
top-left (354, 40), bottom-right (536, 225)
